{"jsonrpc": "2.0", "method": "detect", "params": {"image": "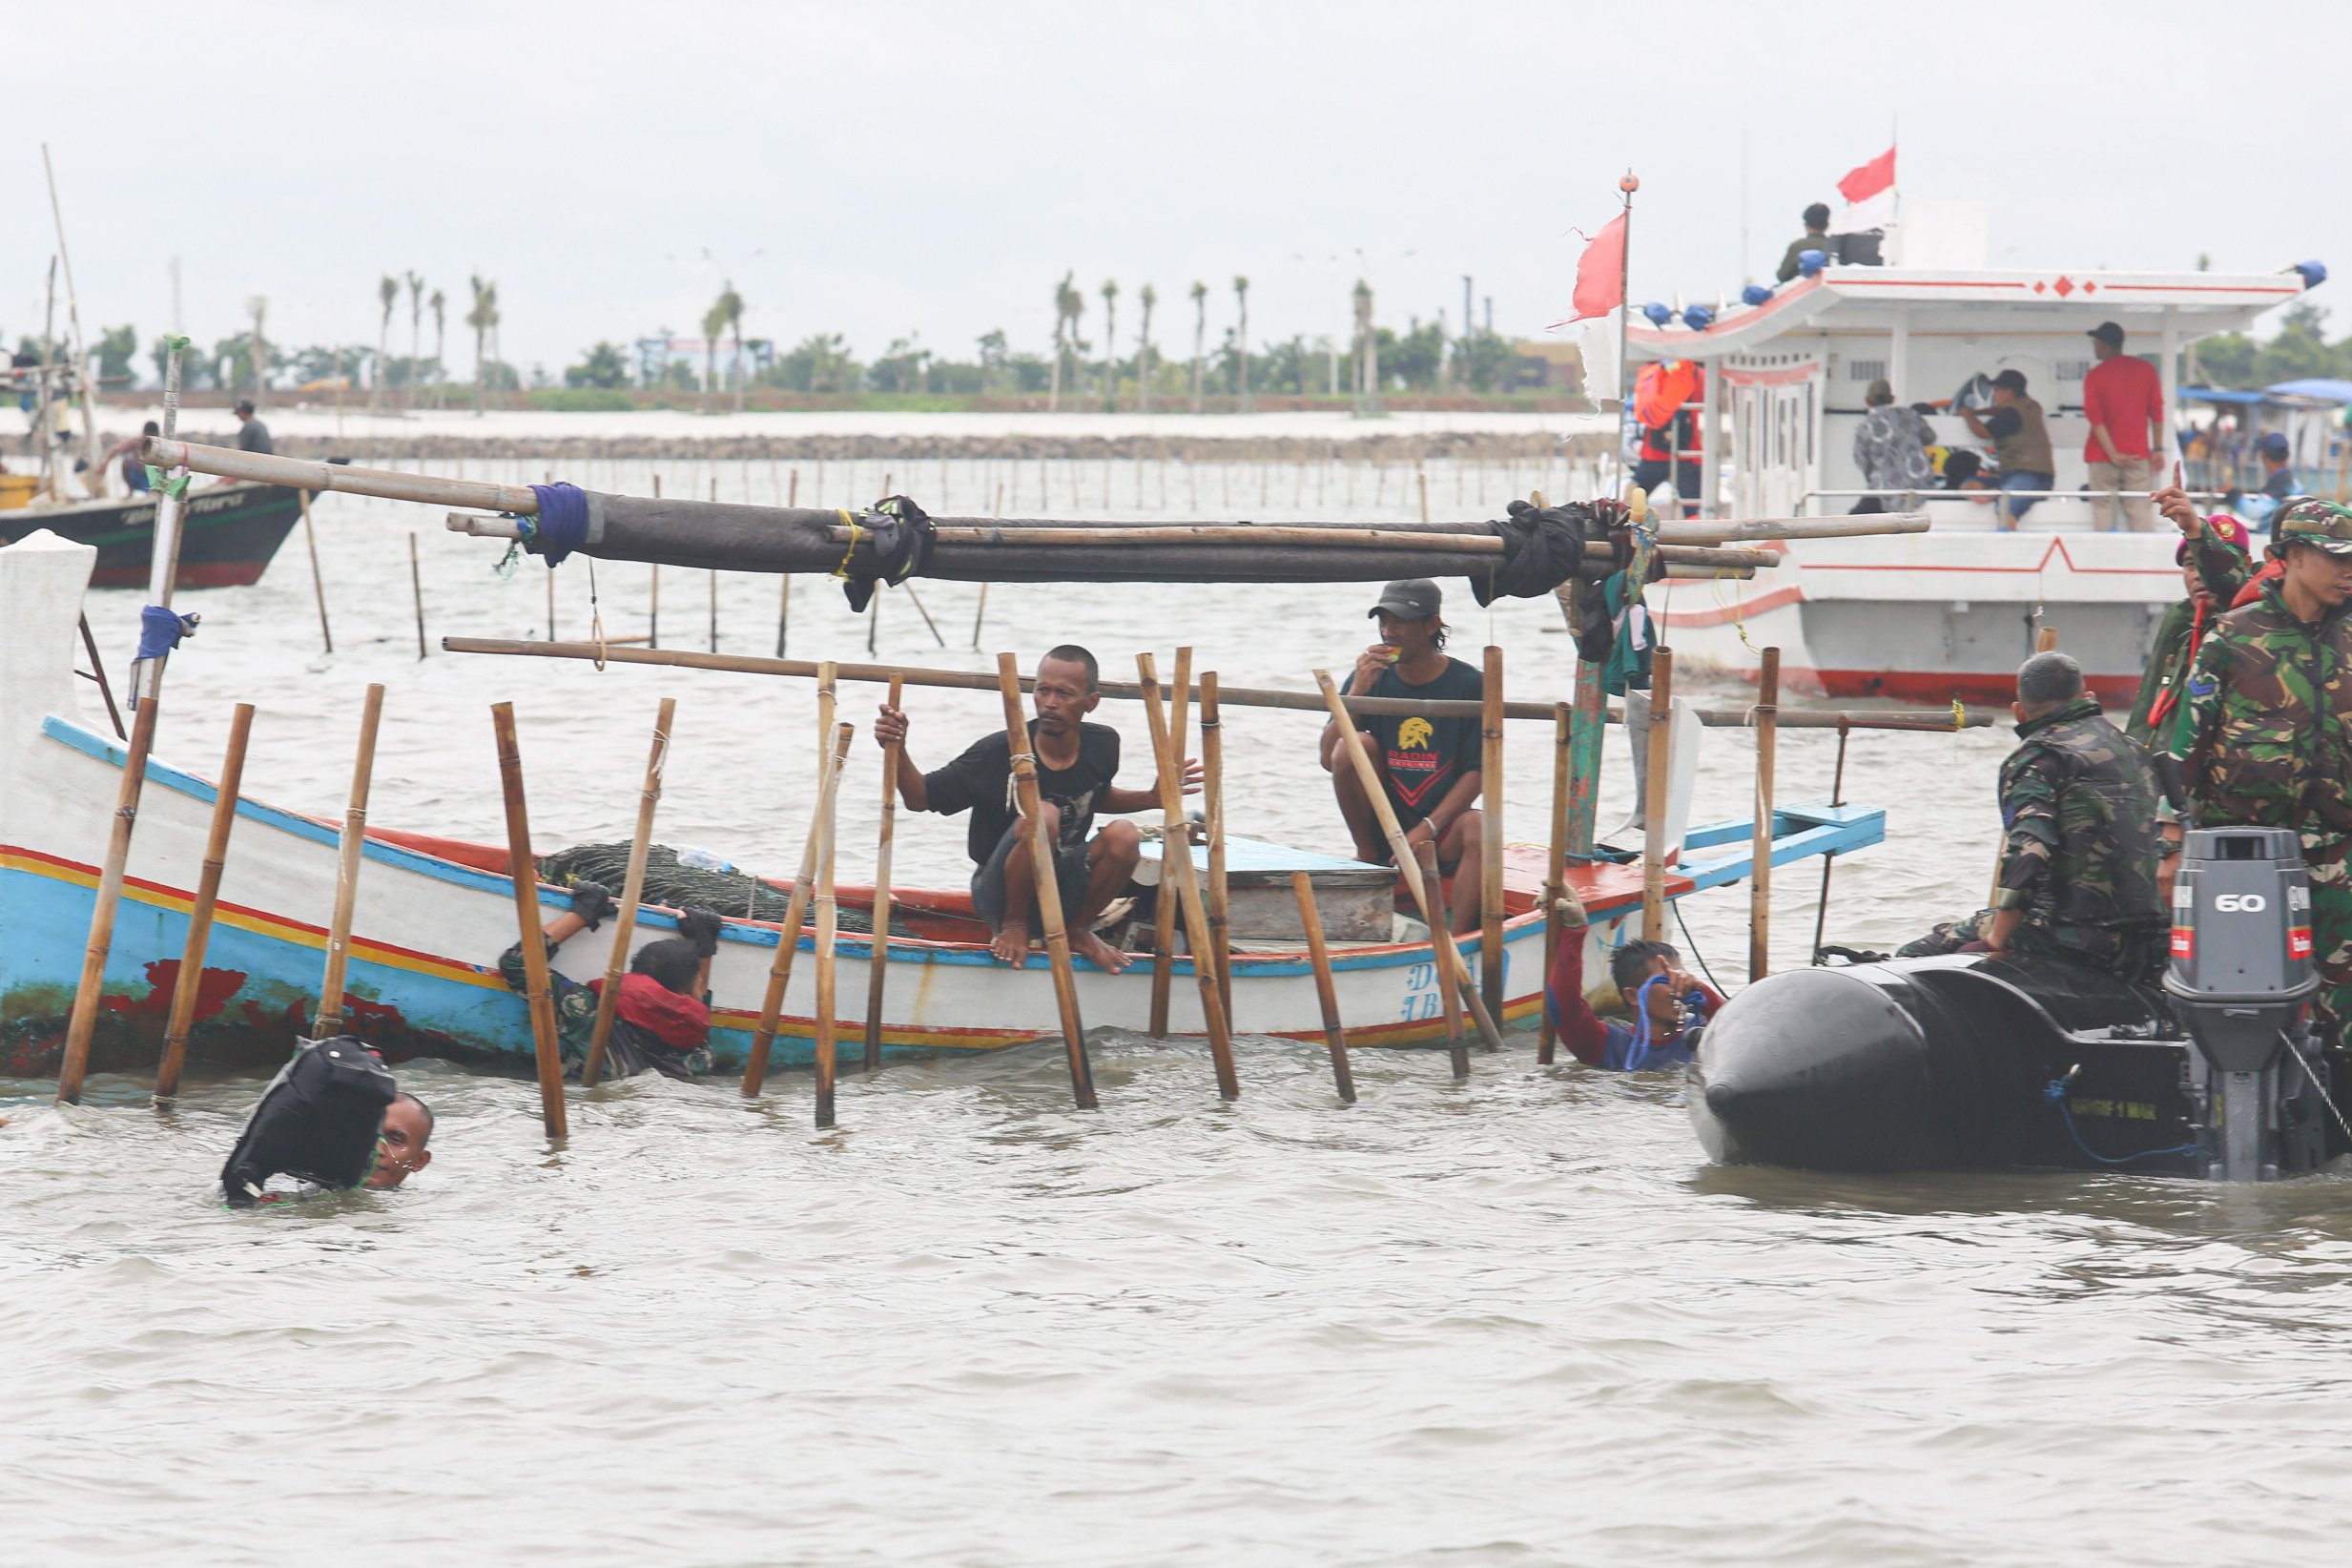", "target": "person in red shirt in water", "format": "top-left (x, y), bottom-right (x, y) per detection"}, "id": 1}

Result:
top-left (499, 880), bottom-right (720, 1080)
top-left (1543, 885), bottom-right (1724, 1070)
